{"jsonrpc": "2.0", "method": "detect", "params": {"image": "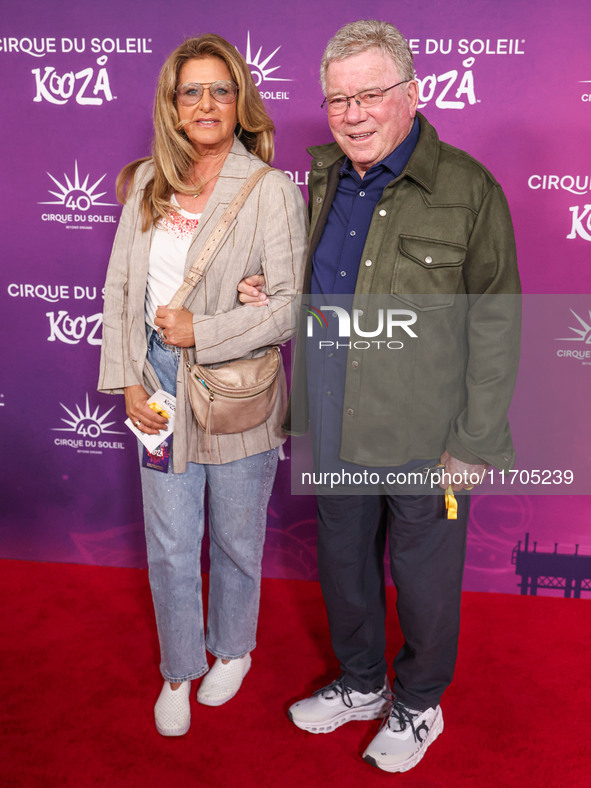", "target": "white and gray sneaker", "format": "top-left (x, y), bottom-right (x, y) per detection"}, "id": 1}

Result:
top-left (363, 701), bottom-right (443, 773)
top-left (288, 677), bottom-right (390, 734)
